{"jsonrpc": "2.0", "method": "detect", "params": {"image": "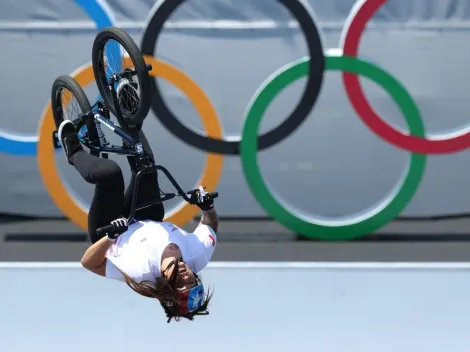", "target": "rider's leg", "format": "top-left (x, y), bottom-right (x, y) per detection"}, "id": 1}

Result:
top-left (122, 131), bottom-right (165, 222)
top-left (123, 170), bottom-right (164, 222)
top-left (59, 120), bottom-right (125, 243)
top-left (72, 152), bottom-right (125, 242)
